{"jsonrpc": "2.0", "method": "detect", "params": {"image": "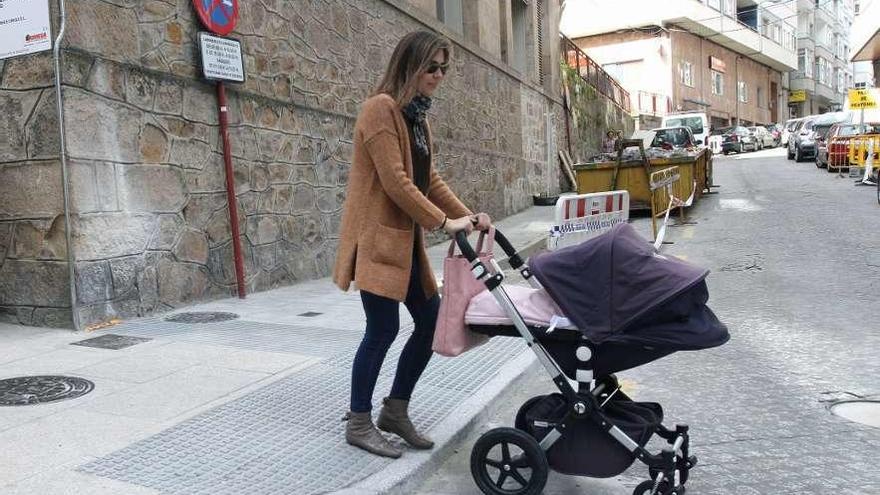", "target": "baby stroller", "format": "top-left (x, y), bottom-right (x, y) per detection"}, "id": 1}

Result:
top-left (455, 223), bottom-right (729, 495)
